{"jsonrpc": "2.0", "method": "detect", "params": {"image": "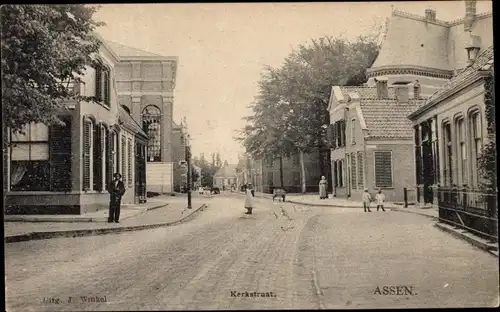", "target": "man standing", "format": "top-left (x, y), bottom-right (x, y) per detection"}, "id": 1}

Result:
top-left (108, 173), bottom-right (126, 223)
